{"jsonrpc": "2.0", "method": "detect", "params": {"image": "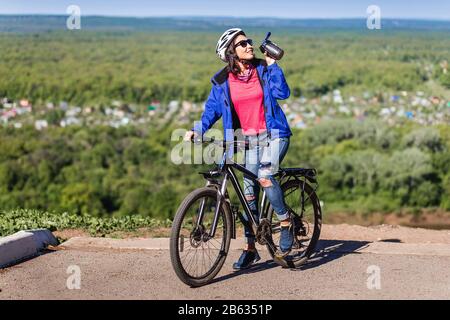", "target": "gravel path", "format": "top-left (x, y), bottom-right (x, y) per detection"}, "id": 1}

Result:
top-left (1, 224), bottom-right (450, 300)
